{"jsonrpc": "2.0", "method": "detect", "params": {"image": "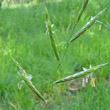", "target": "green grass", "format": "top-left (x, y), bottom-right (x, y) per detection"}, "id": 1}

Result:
top-left (0, 0), bottom-right (110, 109)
